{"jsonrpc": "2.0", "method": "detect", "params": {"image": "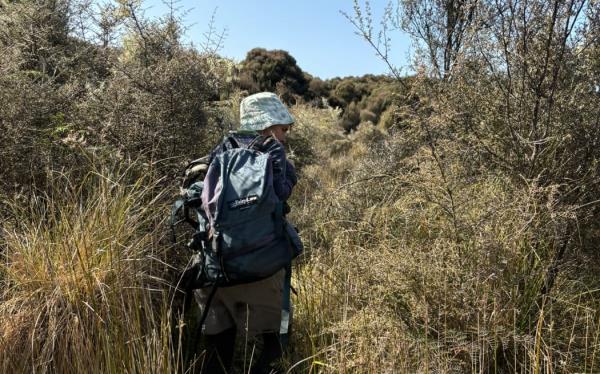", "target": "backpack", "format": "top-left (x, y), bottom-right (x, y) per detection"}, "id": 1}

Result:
top-left (171, 133), bottom-right (302, 291)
